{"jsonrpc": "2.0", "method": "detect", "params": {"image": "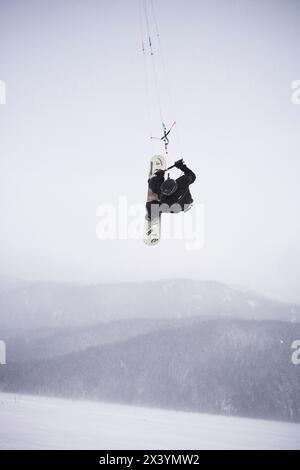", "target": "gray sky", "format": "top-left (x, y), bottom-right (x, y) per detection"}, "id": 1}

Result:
top-left (0, 0), bottom-right (300, 302)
